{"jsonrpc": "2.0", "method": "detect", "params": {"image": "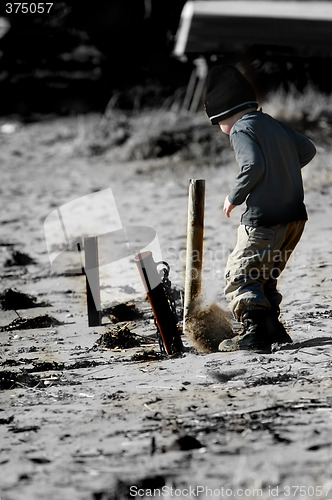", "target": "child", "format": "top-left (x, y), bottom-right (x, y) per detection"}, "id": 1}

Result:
top-left (204, 65), bottom-right (316, 353)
